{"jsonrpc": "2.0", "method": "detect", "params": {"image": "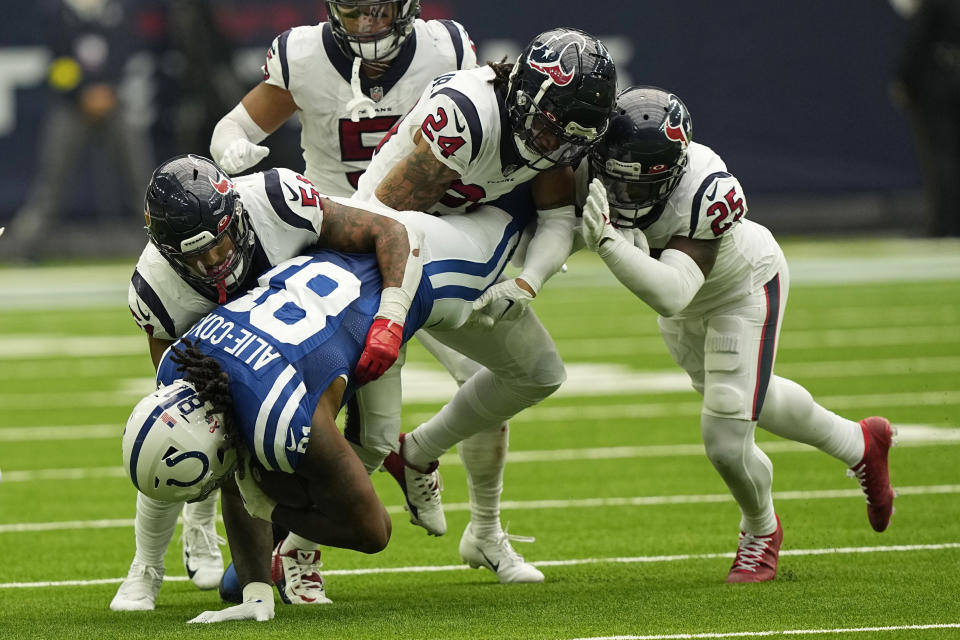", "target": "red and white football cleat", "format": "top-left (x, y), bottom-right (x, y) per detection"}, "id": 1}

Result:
top-left (271, 542), bottom-right (332, 605)
top-left (725, 515), bottom-right (783, 583)
top-left (848, 416), bottom-right (896, 532)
